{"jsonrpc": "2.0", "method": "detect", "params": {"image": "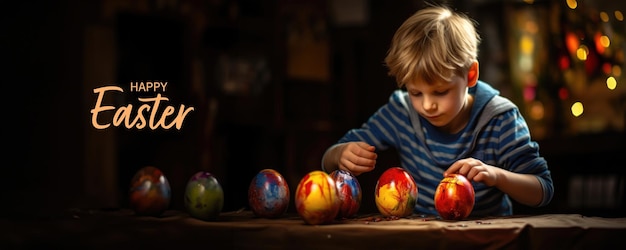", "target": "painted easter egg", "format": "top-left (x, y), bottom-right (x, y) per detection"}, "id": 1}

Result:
top-left (248, 169), bottom-right (290, 218)
top-left (375, 167), bottom-right (418, 217)
top-left (295, 170), bottom-right (340, 225)
top-left (330, 169), bottom-right (362, 218)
